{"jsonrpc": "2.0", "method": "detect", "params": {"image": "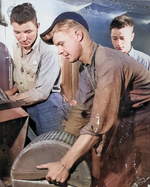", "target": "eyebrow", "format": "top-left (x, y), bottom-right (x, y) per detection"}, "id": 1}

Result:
top-left (56, 41), bottom-right (63, 46)
top-left (13, 29), bottom-right (19, 32)
top-left (111, 36), bottom-right (117, 38)
top-left (14, 29), bottom-right (33, 32)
